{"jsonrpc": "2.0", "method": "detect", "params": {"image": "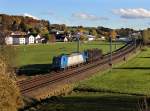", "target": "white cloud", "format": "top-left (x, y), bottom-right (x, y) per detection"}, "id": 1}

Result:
top-left (113, 8), bottom-right (150, 19)
top-left (23, 13), bottom-right (39, 20)
top-left (72, 12), bottom-right (108, 21)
